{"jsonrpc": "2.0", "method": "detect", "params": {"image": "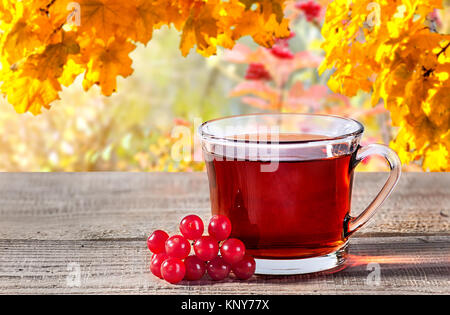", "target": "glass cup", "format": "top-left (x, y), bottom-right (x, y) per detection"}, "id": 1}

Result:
top-left (199, 113), bottom-right (401, 275)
